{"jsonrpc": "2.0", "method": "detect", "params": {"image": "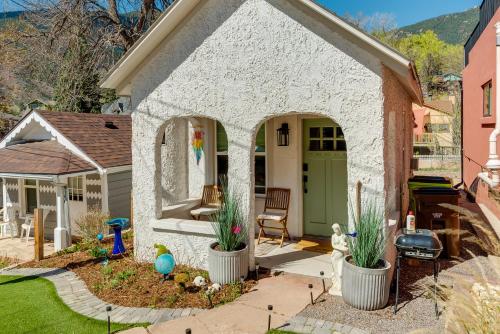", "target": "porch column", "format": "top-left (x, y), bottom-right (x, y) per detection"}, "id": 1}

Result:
top-left (227, 127), bottom-right (256, 271)
top-left (54, 183), bottom-right (70, 251)
top-left (2, 178), bottom-right (6, 215)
